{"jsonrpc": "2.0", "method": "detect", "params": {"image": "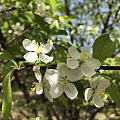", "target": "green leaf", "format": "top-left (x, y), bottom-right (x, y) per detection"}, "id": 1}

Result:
top-left (2, 71), bottom-right (13, 120)
top-left (34, 14), bottom-right (50, 33)
top-left (0, 51), bottom-right (13, 60)
top-left (2, 61), bottom-right (15, 78)
top-left (63, 15), bottom-right (74, 22)
top-left (6, 45), bottom-right (21, 58)
top-left (48, 0), bottom-right (56, 13)
top-left (93, 34), bottom-right (116, 62)
top-left (108, 81), bottom-right (120, 107)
